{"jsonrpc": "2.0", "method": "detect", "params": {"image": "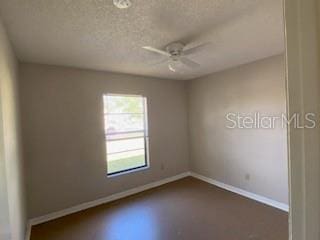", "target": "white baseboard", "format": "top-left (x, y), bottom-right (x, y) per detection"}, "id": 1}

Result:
top-left (28, 172), bottom-right (190, 228)
top-left (190, 172), bottom-right (289, 212)
top-left (25, 171), bottom-right (288, 240)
